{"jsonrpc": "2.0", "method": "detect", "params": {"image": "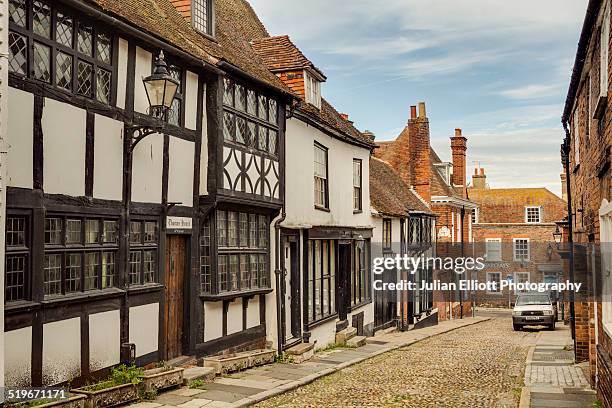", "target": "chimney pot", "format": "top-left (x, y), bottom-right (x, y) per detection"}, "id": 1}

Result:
top-left (410, 105), bottom-right (417, 120)
top-left (418, 102), bottom-right (426, 118)
top-left (474, 168), bottom-right (478, 175)
top-left (455, 128), bottom-right (462, 137)
top-left (480, 168), bottom-right (485, 176)
top-left (340, 113), bottom-right (349, 121)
